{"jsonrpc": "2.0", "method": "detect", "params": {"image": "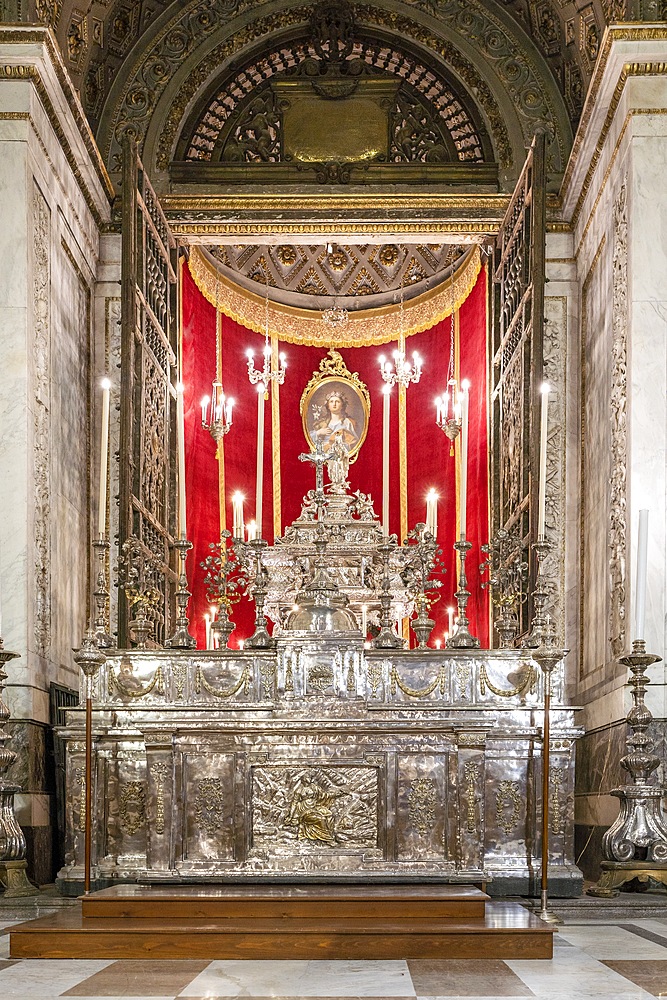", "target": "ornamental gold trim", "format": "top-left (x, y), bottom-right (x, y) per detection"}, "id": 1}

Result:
top-left (189, 246), bottom-right (482, 345)
top-left (162, 193), bottom-right (509, 212)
